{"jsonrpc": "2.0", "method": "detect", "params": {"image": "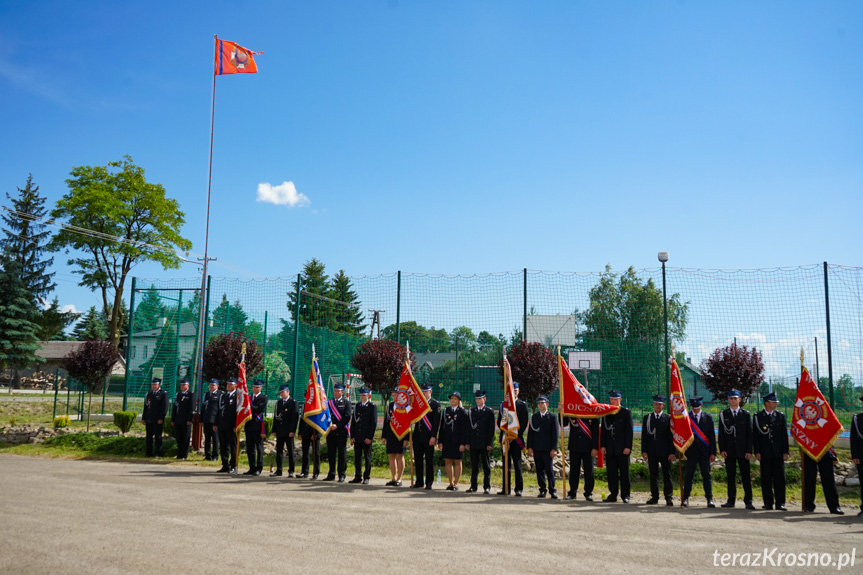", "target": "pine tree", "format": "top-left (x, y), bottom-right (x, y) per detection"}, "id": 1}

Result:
top-left (0, 174), bottom-right (55, 303)
top-left (0, 267), bottom-right (42, 386)
top-left (330, 269), bottom-right (365, 335)
top-left (72, 306), bottom-right (109, 341)
top-left (288, 258), bottom-right (335, 330)
top-left (34, 297), bottom-right (80, 341)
